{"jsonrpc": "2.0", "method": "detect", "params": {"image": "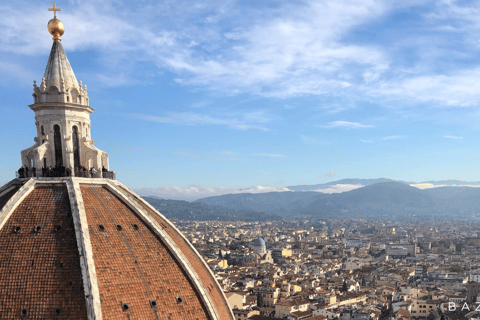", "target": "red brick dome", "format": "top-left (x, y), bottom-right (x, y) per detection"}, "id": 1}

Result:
top-left (0, 178), bottom-right (234, 319)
